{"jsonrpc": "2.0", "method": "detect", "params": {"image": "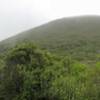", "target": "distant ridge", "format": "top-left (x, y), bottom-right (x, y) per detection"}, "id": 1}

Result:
top-left (1, 15), bottom-right (100, 60)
